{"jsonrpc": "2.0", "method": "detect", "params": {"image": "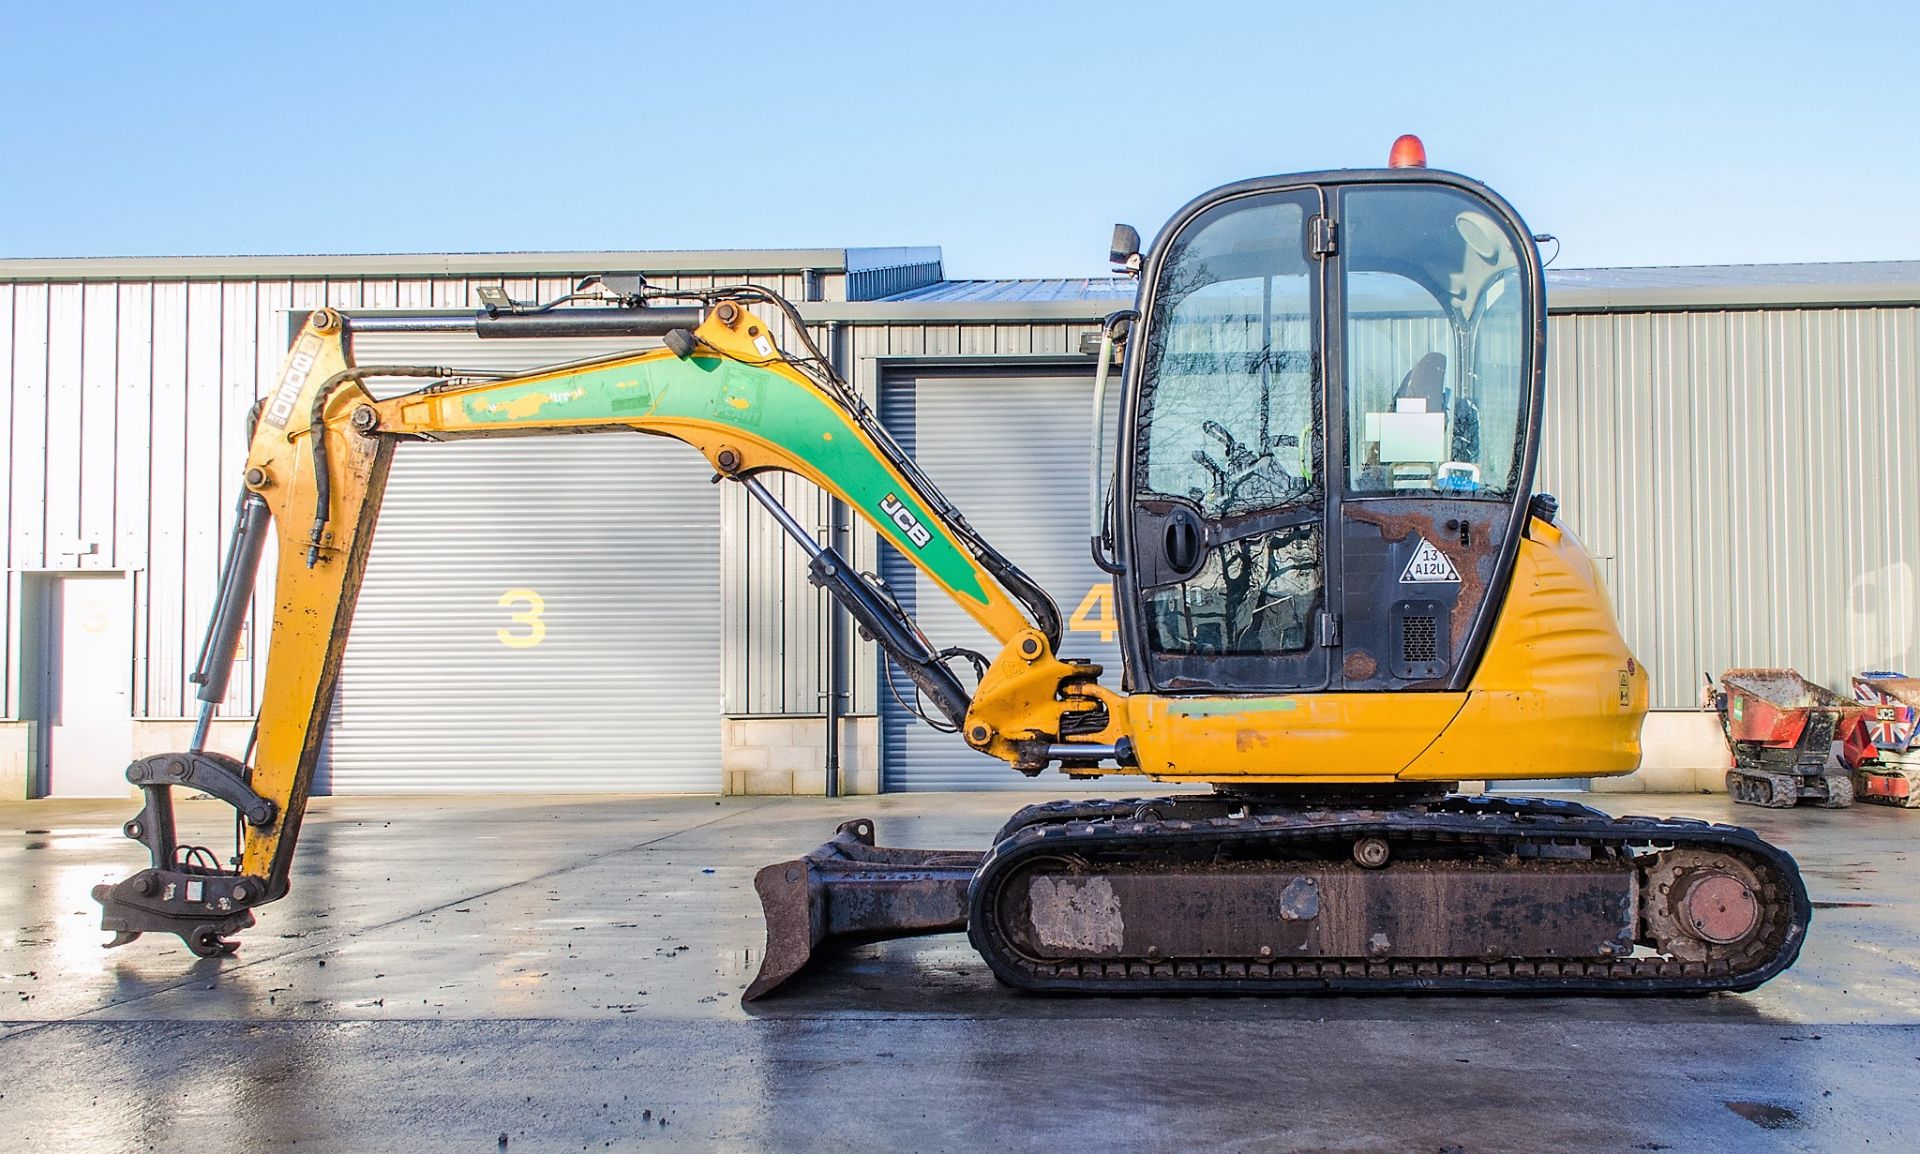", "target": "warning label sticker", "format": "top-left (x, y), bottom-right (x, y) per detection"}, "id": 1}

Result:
top-left (1401, 538), bottom-right (1461, 584)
